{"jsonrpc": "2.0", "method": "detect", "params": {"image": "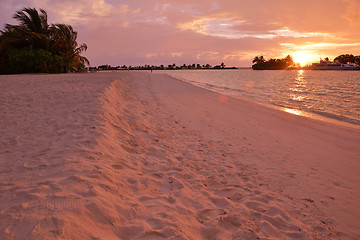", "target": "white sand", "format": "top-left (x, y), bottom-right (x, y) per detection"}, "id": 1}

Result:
top-left (0, 72), bottom-right (359, 239)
